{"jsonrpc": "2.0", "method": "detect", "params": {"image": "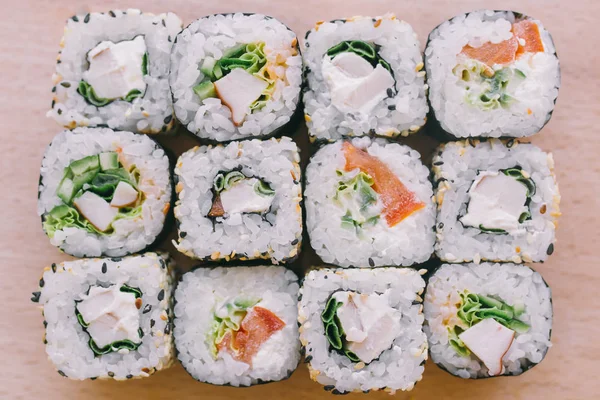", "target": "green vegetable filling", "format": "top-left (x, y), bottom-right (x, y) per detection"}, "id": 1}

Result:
top-left (193, 42), bottom-right (274, 109)
top-left (206, 296), bottom-right (261, 359)
top-left (335, 171), bottom-right (380, 234)
top-left (321, 296), bottom-right (361, 363)
top-left (43, 152), bottom-right (143, 237)
top-left (212, 170), bottom-right (275, 198)
top-left (448, 291), bottom-right (530, 356)
top-left (75, 284), bottom-right (143, 356)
